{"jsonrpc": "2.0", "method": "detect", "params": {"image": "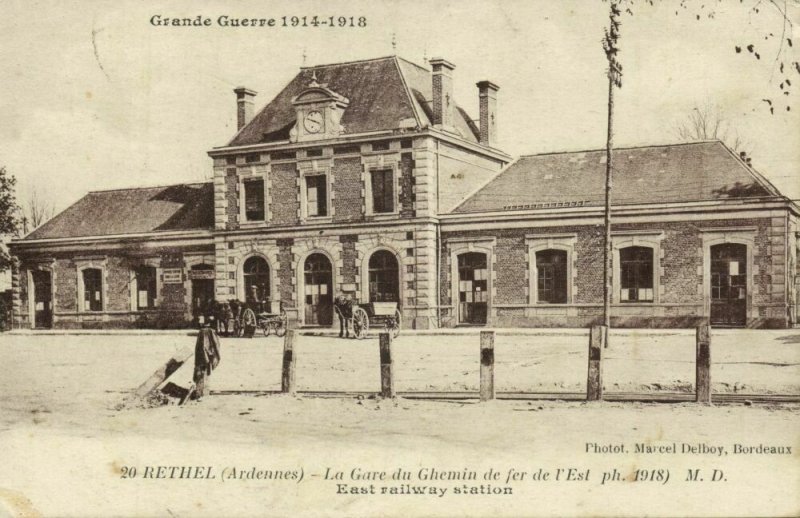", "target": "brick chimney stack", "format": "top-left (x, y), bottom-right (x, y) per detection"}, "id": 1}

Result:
top-left (233, 87), bottom-right (257, 130)
top-left (429, 58), bottom-right (455, 129)
top-left (476, 81), bottom-right (499, 147)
